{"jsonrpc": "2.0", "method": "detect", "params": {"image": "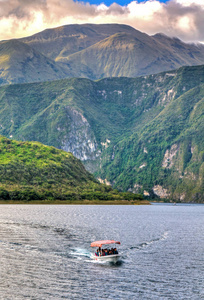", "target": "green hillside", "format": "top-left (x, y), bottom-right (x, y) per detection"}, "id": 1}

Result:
top-left (101, 83), bottom-right (204, 202)
top-left (0, 136), bottom-right (143, 203)
top-left (0, 65), bottom-right (203, 202)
